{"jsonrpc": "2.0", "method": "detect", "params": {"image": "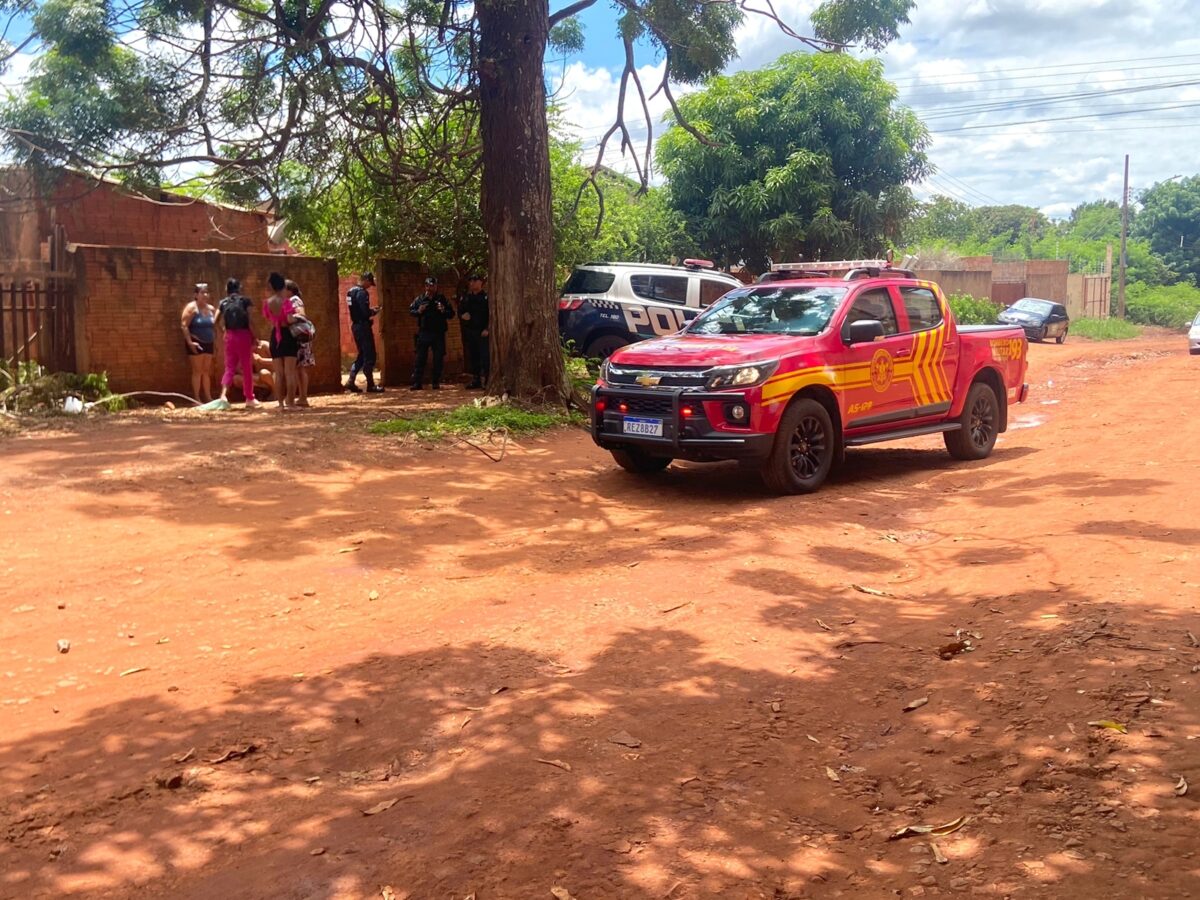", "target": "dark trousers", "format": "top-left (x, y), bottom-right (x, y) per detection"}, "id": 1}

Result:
top-left (348, 322), bottom-right (377, 386)
top-left (412, 333), bottom-right (446, 387)
top-left (462, 329), bottom-right (489, 385)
